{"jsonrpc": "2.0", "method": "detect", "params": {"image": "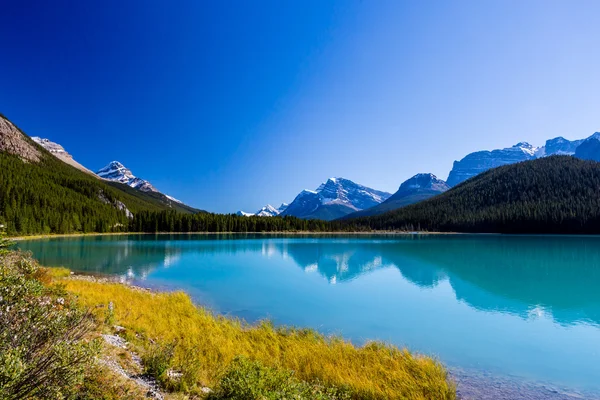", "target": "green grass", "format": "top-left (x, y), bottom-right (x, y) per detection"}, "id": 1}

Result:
top-left (62, 278), bottom-right (456, 399)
